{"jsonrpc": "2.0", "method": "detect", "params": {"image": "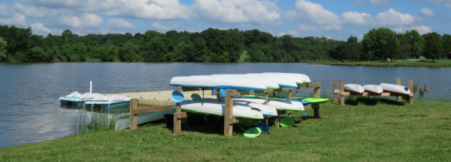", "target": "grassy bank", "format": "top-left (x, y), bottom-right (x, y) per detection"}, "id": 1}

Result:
top-left (328, 59), bottom-right (451, 67)
top-left (1, 100), bottom-right (451, 161)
